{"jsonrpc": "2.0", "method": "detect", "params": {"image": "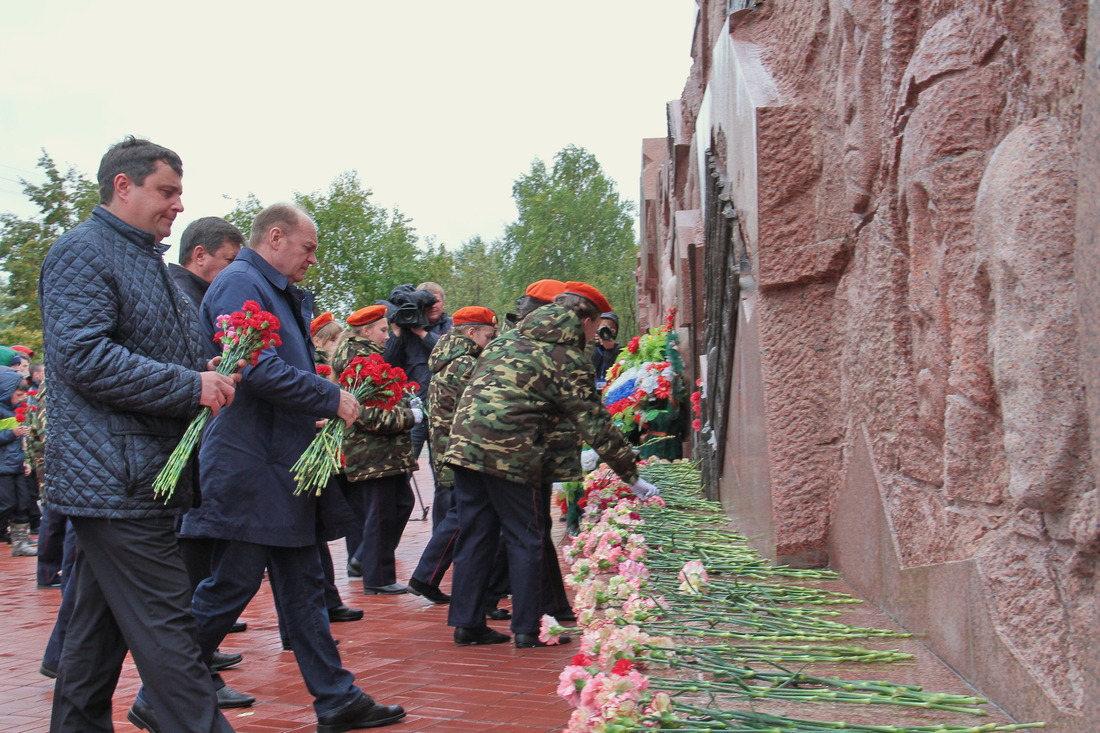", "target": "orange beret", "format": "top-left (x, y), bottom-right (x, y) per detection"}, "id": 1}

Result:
top-left (347, 305), bottom-right (387, 327)
top-left (524, 279), bottom-right (566, 304)
top-left (563, 281), bottom-right (611, 315)
top-left (310, 312), bottom-right (334, 336)
top-left (452, 306), bottom-right (499, 328)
